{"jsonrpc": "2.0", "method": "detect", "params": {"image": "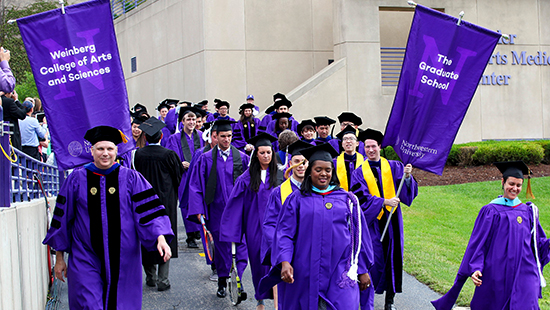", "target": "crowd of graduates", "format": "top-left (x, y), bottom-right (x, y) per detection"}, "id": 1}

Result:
top-left (40, 91), bottom-right (550, 310)
top-left (117, 92), bottom-right (418, 310)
